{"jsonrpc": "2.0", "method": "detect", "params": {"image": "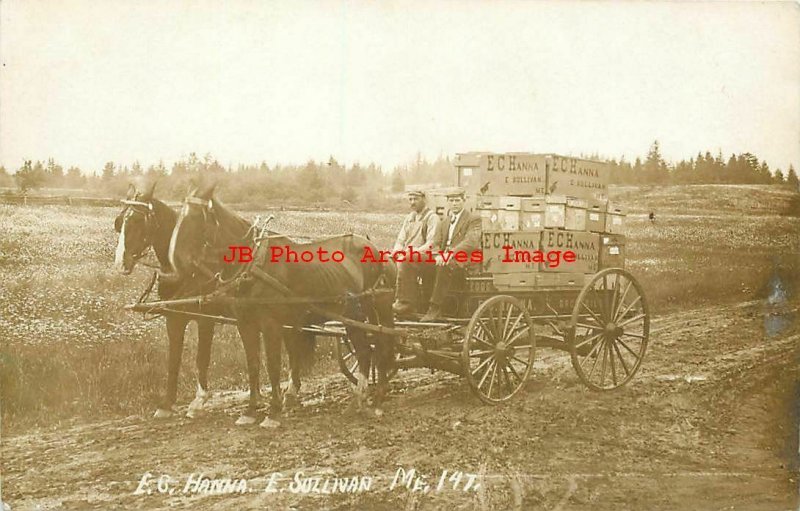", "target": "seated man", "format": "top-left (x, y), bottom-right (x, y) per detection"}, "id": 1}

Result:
top-left (391, 190), bottom-right (441, 316)
top-left (421, 188), bottom-right (481, 322)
